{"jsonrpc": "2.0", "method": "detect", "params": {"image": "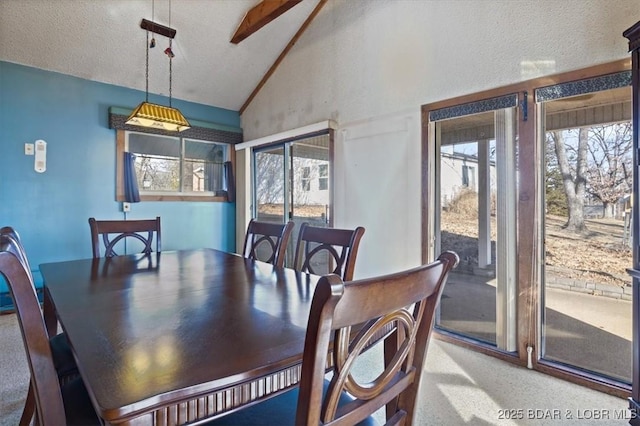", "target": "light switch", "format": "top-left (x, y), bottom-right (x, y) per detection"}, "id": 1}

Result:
top-left (25, 143), bottom-right (34, 155)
